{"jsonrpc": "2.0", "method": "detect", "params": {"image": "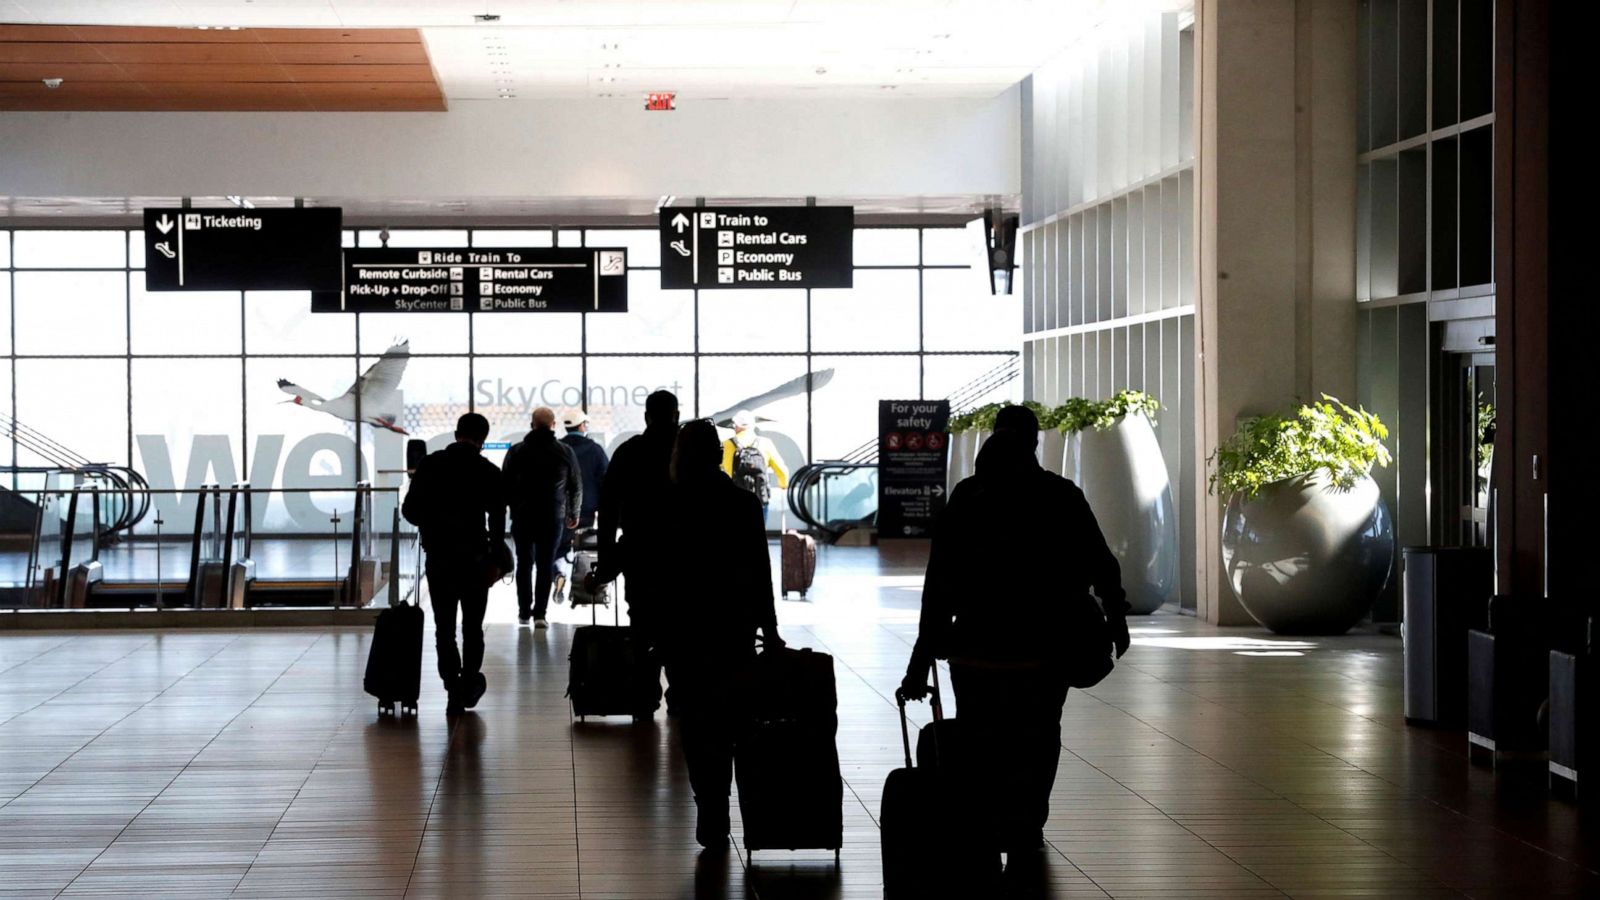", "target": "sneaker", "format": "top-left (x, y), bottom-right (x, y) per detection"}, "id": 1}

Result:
top-left (552, 574), bottom-right (567, 604)
top-left (534, 617), bottom-right (548, 629)
top-left (518, 613), bottom-right (531, 625)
